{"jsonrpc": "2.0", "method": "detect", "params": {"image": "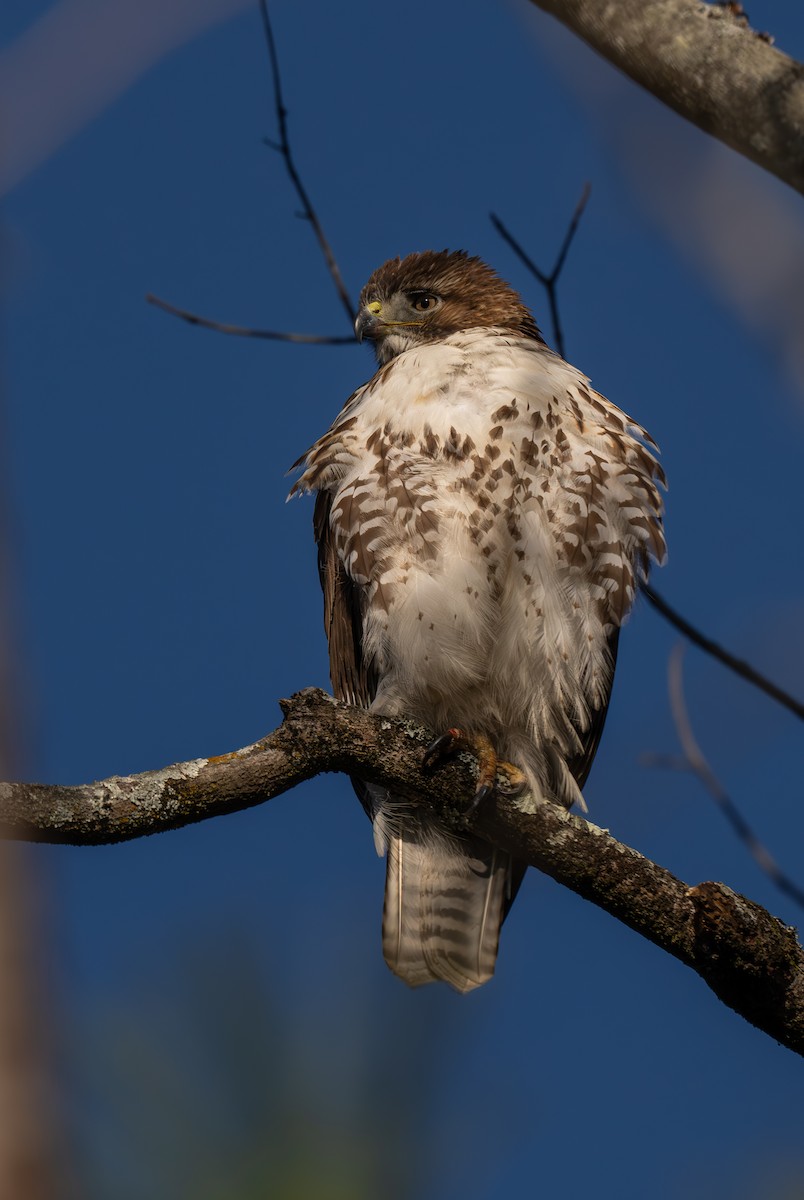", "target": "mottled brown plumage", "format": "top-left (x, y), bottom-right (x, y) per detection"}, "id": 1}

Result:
top-left (292, 251), bottom-right (665, 992)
